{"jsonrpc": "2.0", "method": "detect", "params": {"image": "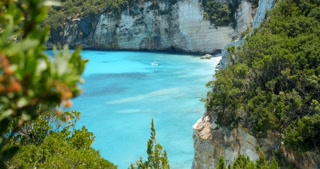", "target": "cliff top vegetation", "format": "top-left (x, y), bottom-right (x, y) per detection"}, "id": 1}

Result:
top-left (45, 0), bottom-right (243, 34)
top-left (206, 0), bottom-right (320, 157)
top-left (45, 0), bottom-right (178, 31)
top-left (201, 0), bottom-right (240, 27)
